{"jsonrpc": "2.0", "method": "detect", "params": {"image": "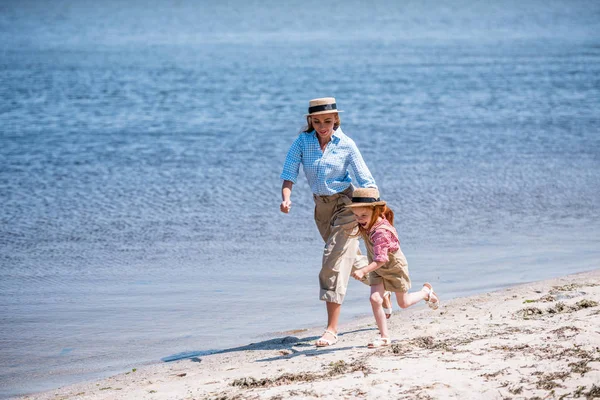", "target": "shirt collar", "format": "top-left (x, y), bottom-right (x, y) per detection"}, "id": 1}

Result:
top-left (368, 217), bottom-right (387, 234)
top-left (310, 127), bottom-right (342, 144)
top-left (332, 127), bottom-right (343, 143)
